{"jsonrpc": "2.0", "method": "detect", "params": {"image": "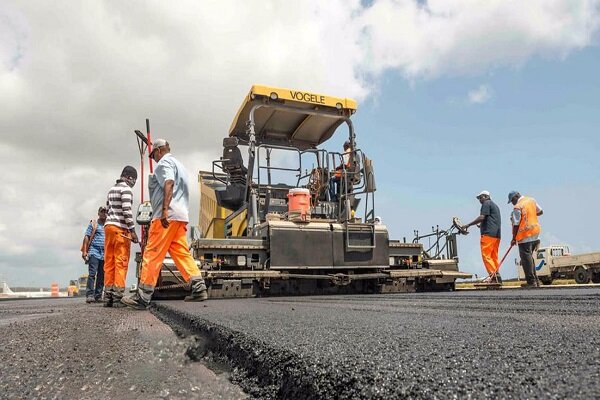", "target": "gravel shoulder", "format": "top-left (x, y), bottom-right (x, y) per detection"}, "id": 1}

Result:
top-left (0, 298), bottom-right (246, 400)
